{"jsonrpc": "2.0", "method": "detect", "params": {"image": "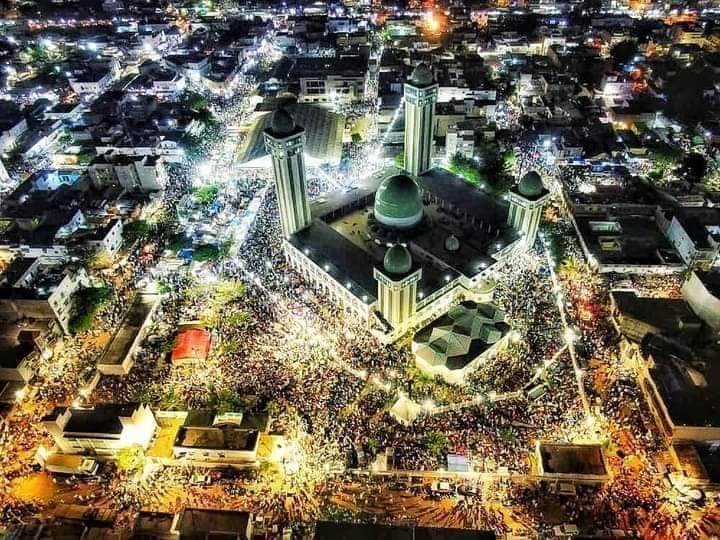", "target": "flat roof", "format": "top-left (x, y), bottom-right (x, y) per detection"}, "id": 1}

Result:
top-left (538, 443), bottom-right (607, 476)
top-left (611, 291), bottom-right (700, 337)
top-left (44, 404), bottom-right (141, 437)
top-left (574, 213), bottom-right (682, 267)
top-left (417, 168), bottom-right (511, 224)
top-left (644, 338), bottom-right (720, 429)
top-left (175, 426), bottom-right (258, 451)
top-left (314, 522), bottom-right (495, 540)
top-left (99, 293), bottom-right (157, 366)
top-left (289, 219), bottom-right (378, 305)
top-left (175, 508), bottom-right (250, 536)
